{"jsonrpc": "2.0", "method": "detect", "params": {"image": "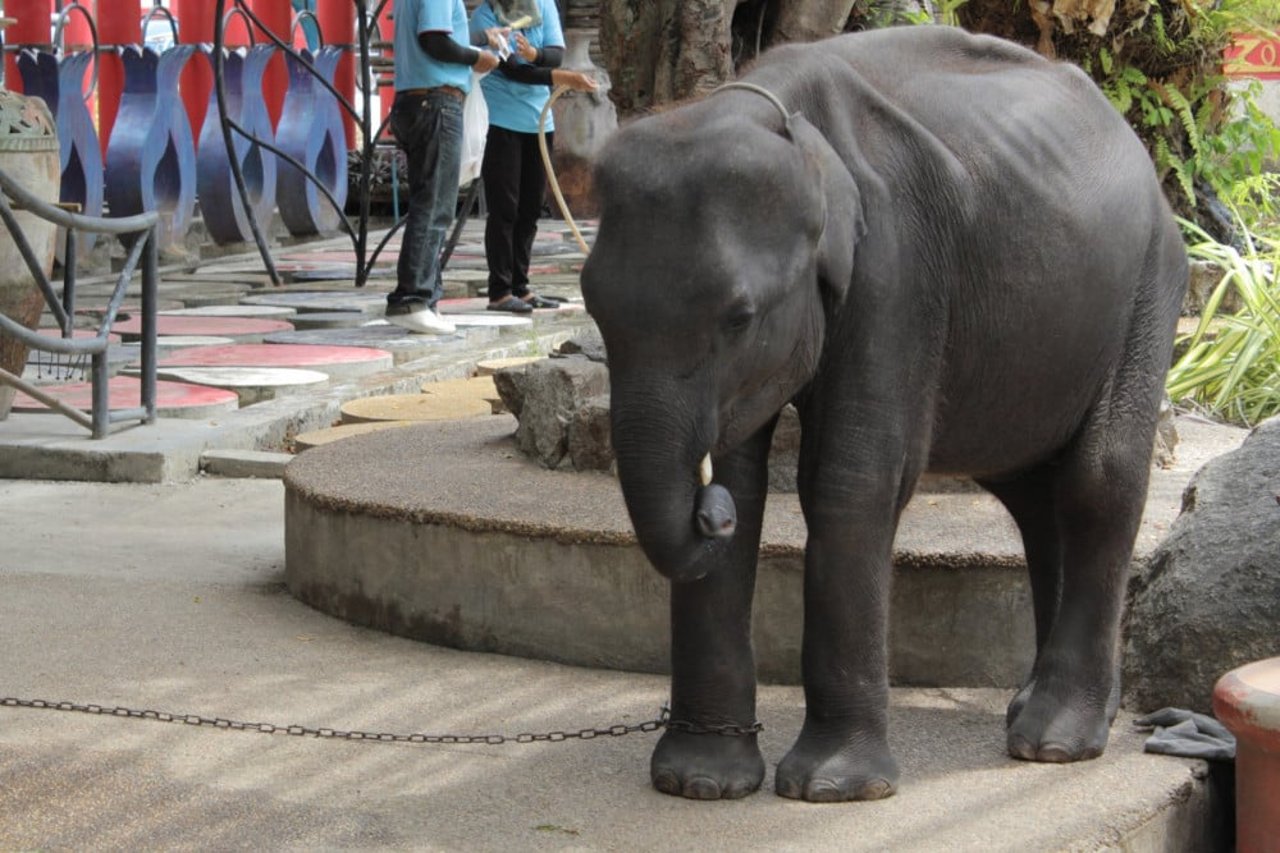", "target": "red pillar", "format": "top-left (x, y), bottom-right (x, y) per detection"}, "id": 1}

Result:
top-left (4, 0), bottom-right (53, 93)
top-left (97, 0), bottom-right (139, 155)
top-left (317, 0), bottom-right (355, 149)
top-left (174, 0), bottom-right (215, 141)
top-left (63, 2), bottom-right (97, 121)
top-left (250, 0), bottom-right (291, 130)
